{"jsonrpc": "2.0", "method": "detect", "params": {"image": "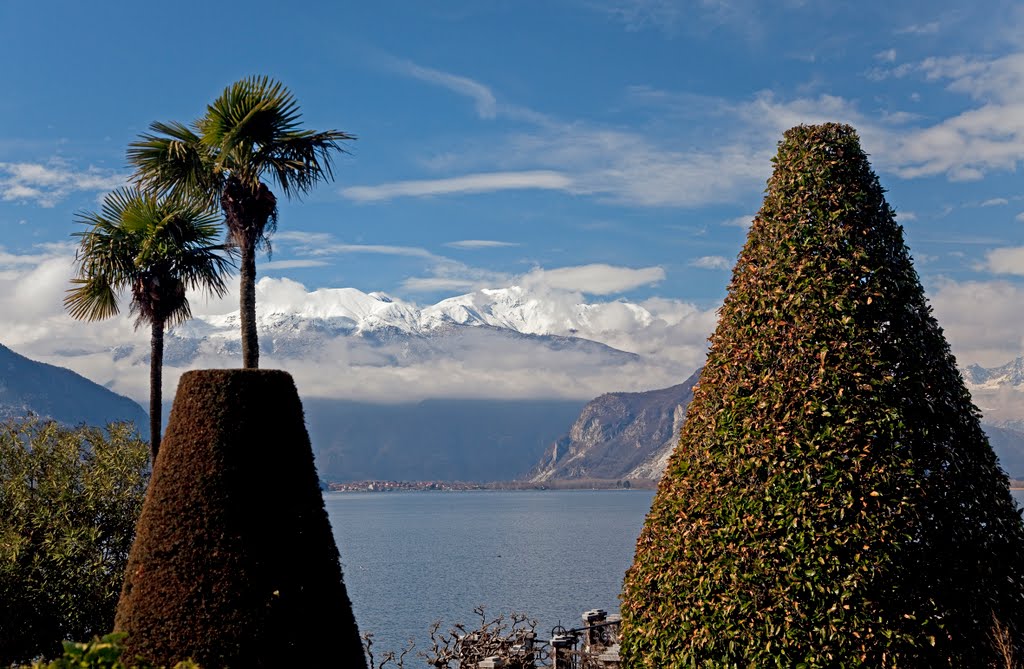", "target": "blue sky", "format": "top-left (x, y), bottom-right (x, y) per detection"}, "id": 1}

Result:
top-left (1, 0), bottom-right (1023, 398)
